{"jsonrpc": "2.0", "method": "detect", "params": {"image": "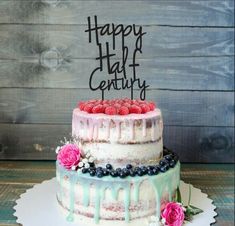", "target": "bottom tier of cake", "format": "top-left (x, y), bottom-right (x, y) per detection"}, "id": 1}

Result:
top-left (56, 162), bottom-right (180, 226)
